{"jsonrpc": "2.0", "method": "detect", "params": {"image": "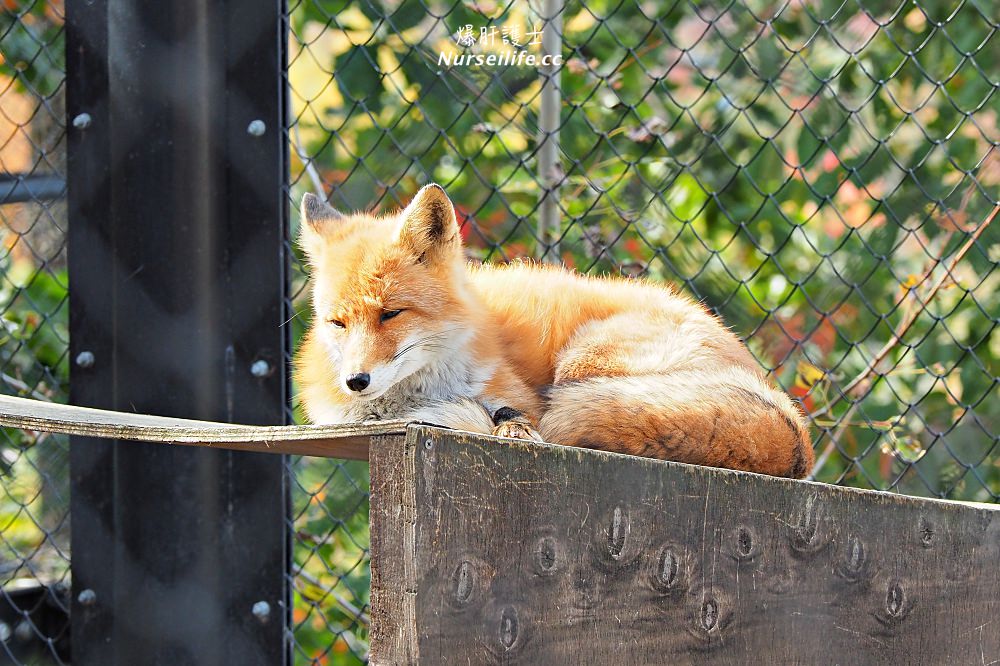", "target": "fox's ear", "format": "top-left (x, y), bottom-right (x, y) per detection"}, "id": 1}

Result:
top-left (398, 184), bottom-right (460, 263)
top-left (300, 193), bottom-right (343, 233)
